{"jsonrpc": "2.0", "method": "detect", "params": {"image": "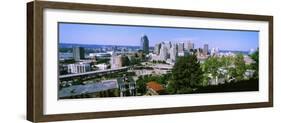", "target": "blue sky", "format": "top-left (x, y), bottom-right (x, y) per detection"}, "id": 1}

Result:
top-left (59, 23), bottom-right (259, 51)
